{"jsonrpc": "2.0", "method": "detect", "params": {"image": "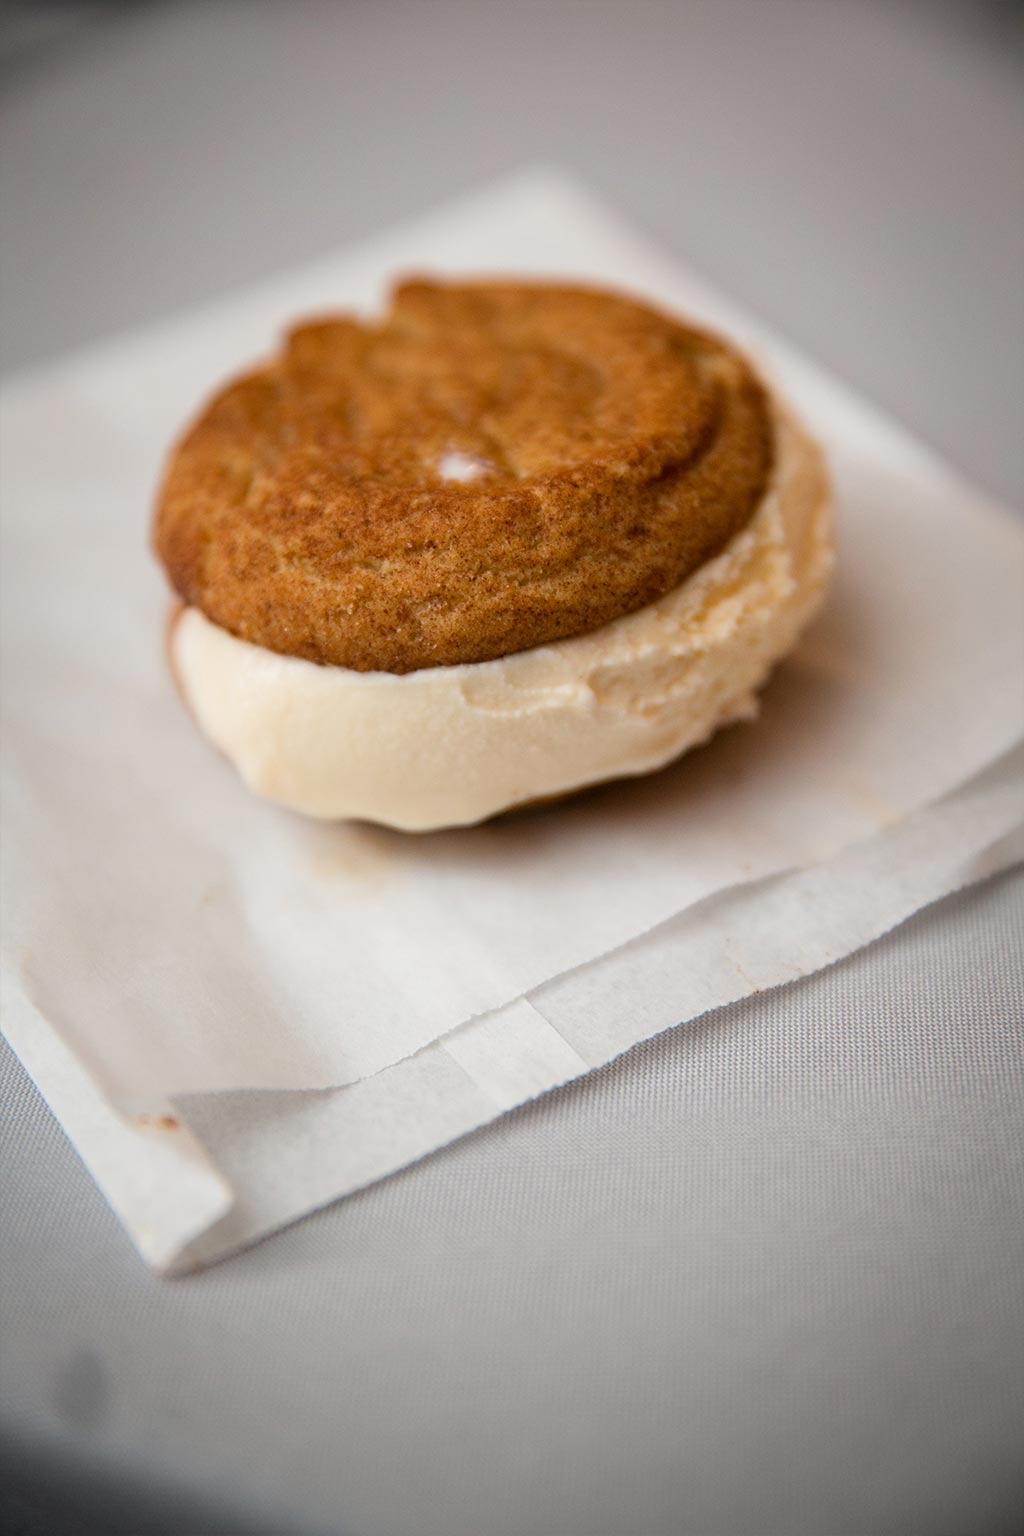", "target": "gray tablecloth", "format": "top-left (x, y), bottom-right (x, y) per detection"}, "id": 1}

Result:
top-left (2, 5), bottom-right (1022, 1534)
